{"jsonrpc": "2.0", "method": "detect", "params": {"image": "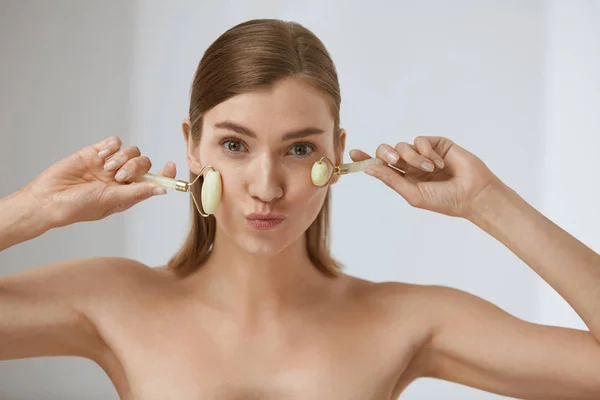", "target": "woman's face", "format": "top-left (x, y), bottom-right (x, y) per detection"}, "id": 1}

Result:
top-left (187, 77), bottom-right (345, 255)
